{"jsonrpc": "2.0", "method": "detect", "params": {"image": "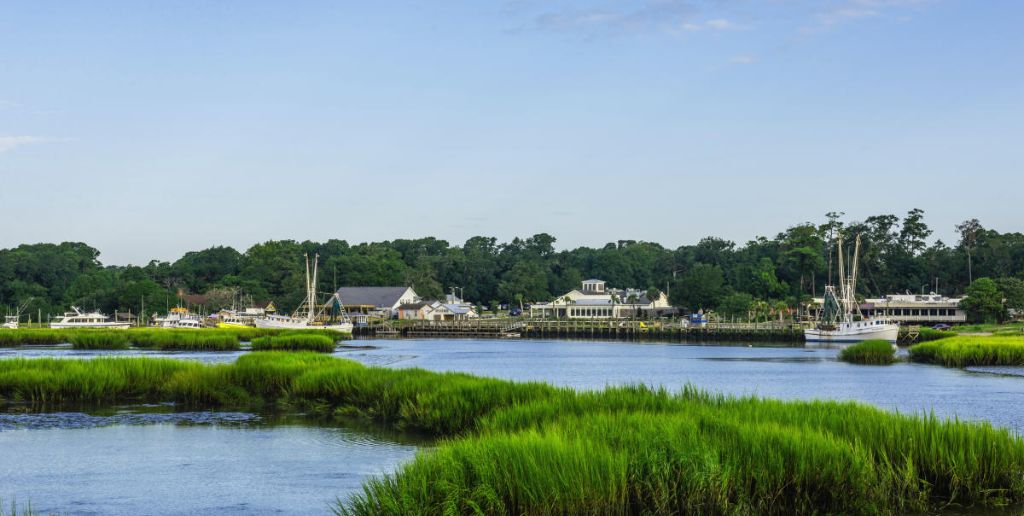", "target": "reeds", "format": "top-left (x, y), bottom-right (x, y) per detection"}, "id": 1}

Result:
top-left (0, 353), bottom-right (1021, 513)
top-left (126, 329), bottom-right (240, 351)
top-left (69, 331), bottom-right (130, 350)
top-left (909, 335), bottom-right (1024, 367)
top-left (839, 339), bottom-right (897, 365)
top-left (0, 329), bottom-right (70, 346)
top-left (250, 334), bottom-right (336, 353)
